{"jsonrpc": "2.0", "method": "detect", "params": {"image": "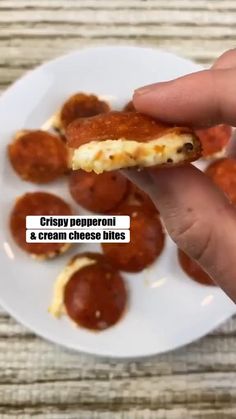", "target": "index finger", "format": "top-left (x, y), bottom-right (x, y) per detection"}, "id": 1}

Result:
top-left (133, 68), bottom-right (236, 127)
